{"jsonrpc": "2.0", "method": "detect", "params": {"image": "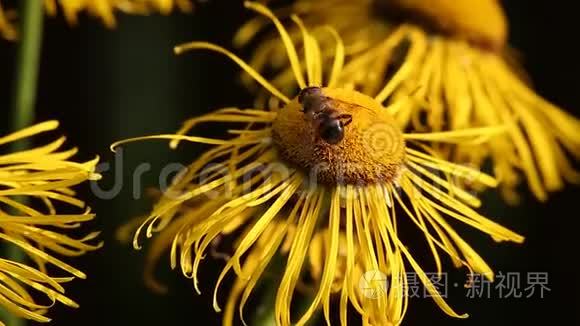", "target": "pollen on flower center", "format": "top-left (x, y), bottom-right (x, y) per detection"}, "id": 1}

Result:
top-left (272, 87), bottom-right (405, 185)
